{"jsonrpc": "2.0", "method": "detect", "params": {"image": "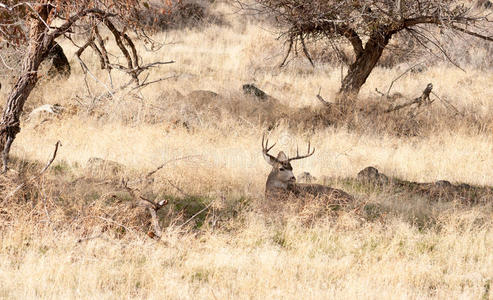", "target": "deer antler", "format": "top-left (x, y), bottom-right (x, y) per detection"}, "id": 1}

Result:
top-left (288, 141), bottom-right (315, 161)
top-left (262, 134), bottom-right (280, 163)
